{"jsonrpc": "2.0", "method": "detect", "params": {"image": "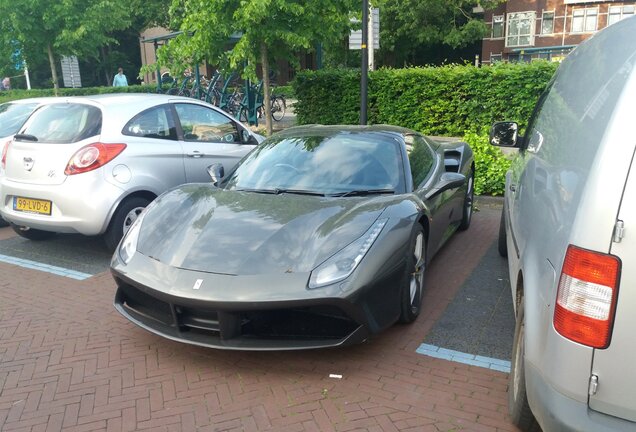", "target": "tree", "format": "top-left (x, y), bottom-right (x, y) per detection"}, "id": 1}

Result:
top-left (0, 0), bottom-right (132, 91)
top-left (162, 0), bottom-right (356, 135)
top-left (374, 0), bottom-right (504, 66)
